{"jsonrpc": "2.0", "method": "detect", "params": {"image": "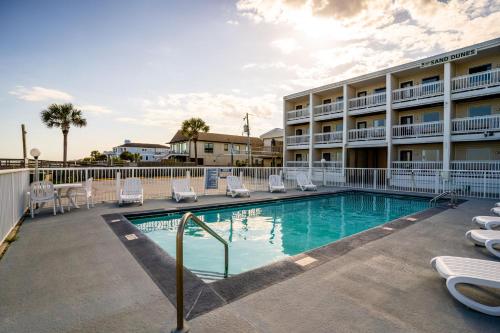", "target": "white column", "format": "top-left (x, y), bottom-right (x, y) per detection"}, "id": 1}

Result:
top-left (342, 84), bottom-right (349, 171)
top-left (386, 73), bottom-right (394, 177)
top-left (443, 63), bottom-right (453, 172)
top-left (308, 93), bottom-right (314, 169)
top-left (282, 98), bottom-right (288, 167)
